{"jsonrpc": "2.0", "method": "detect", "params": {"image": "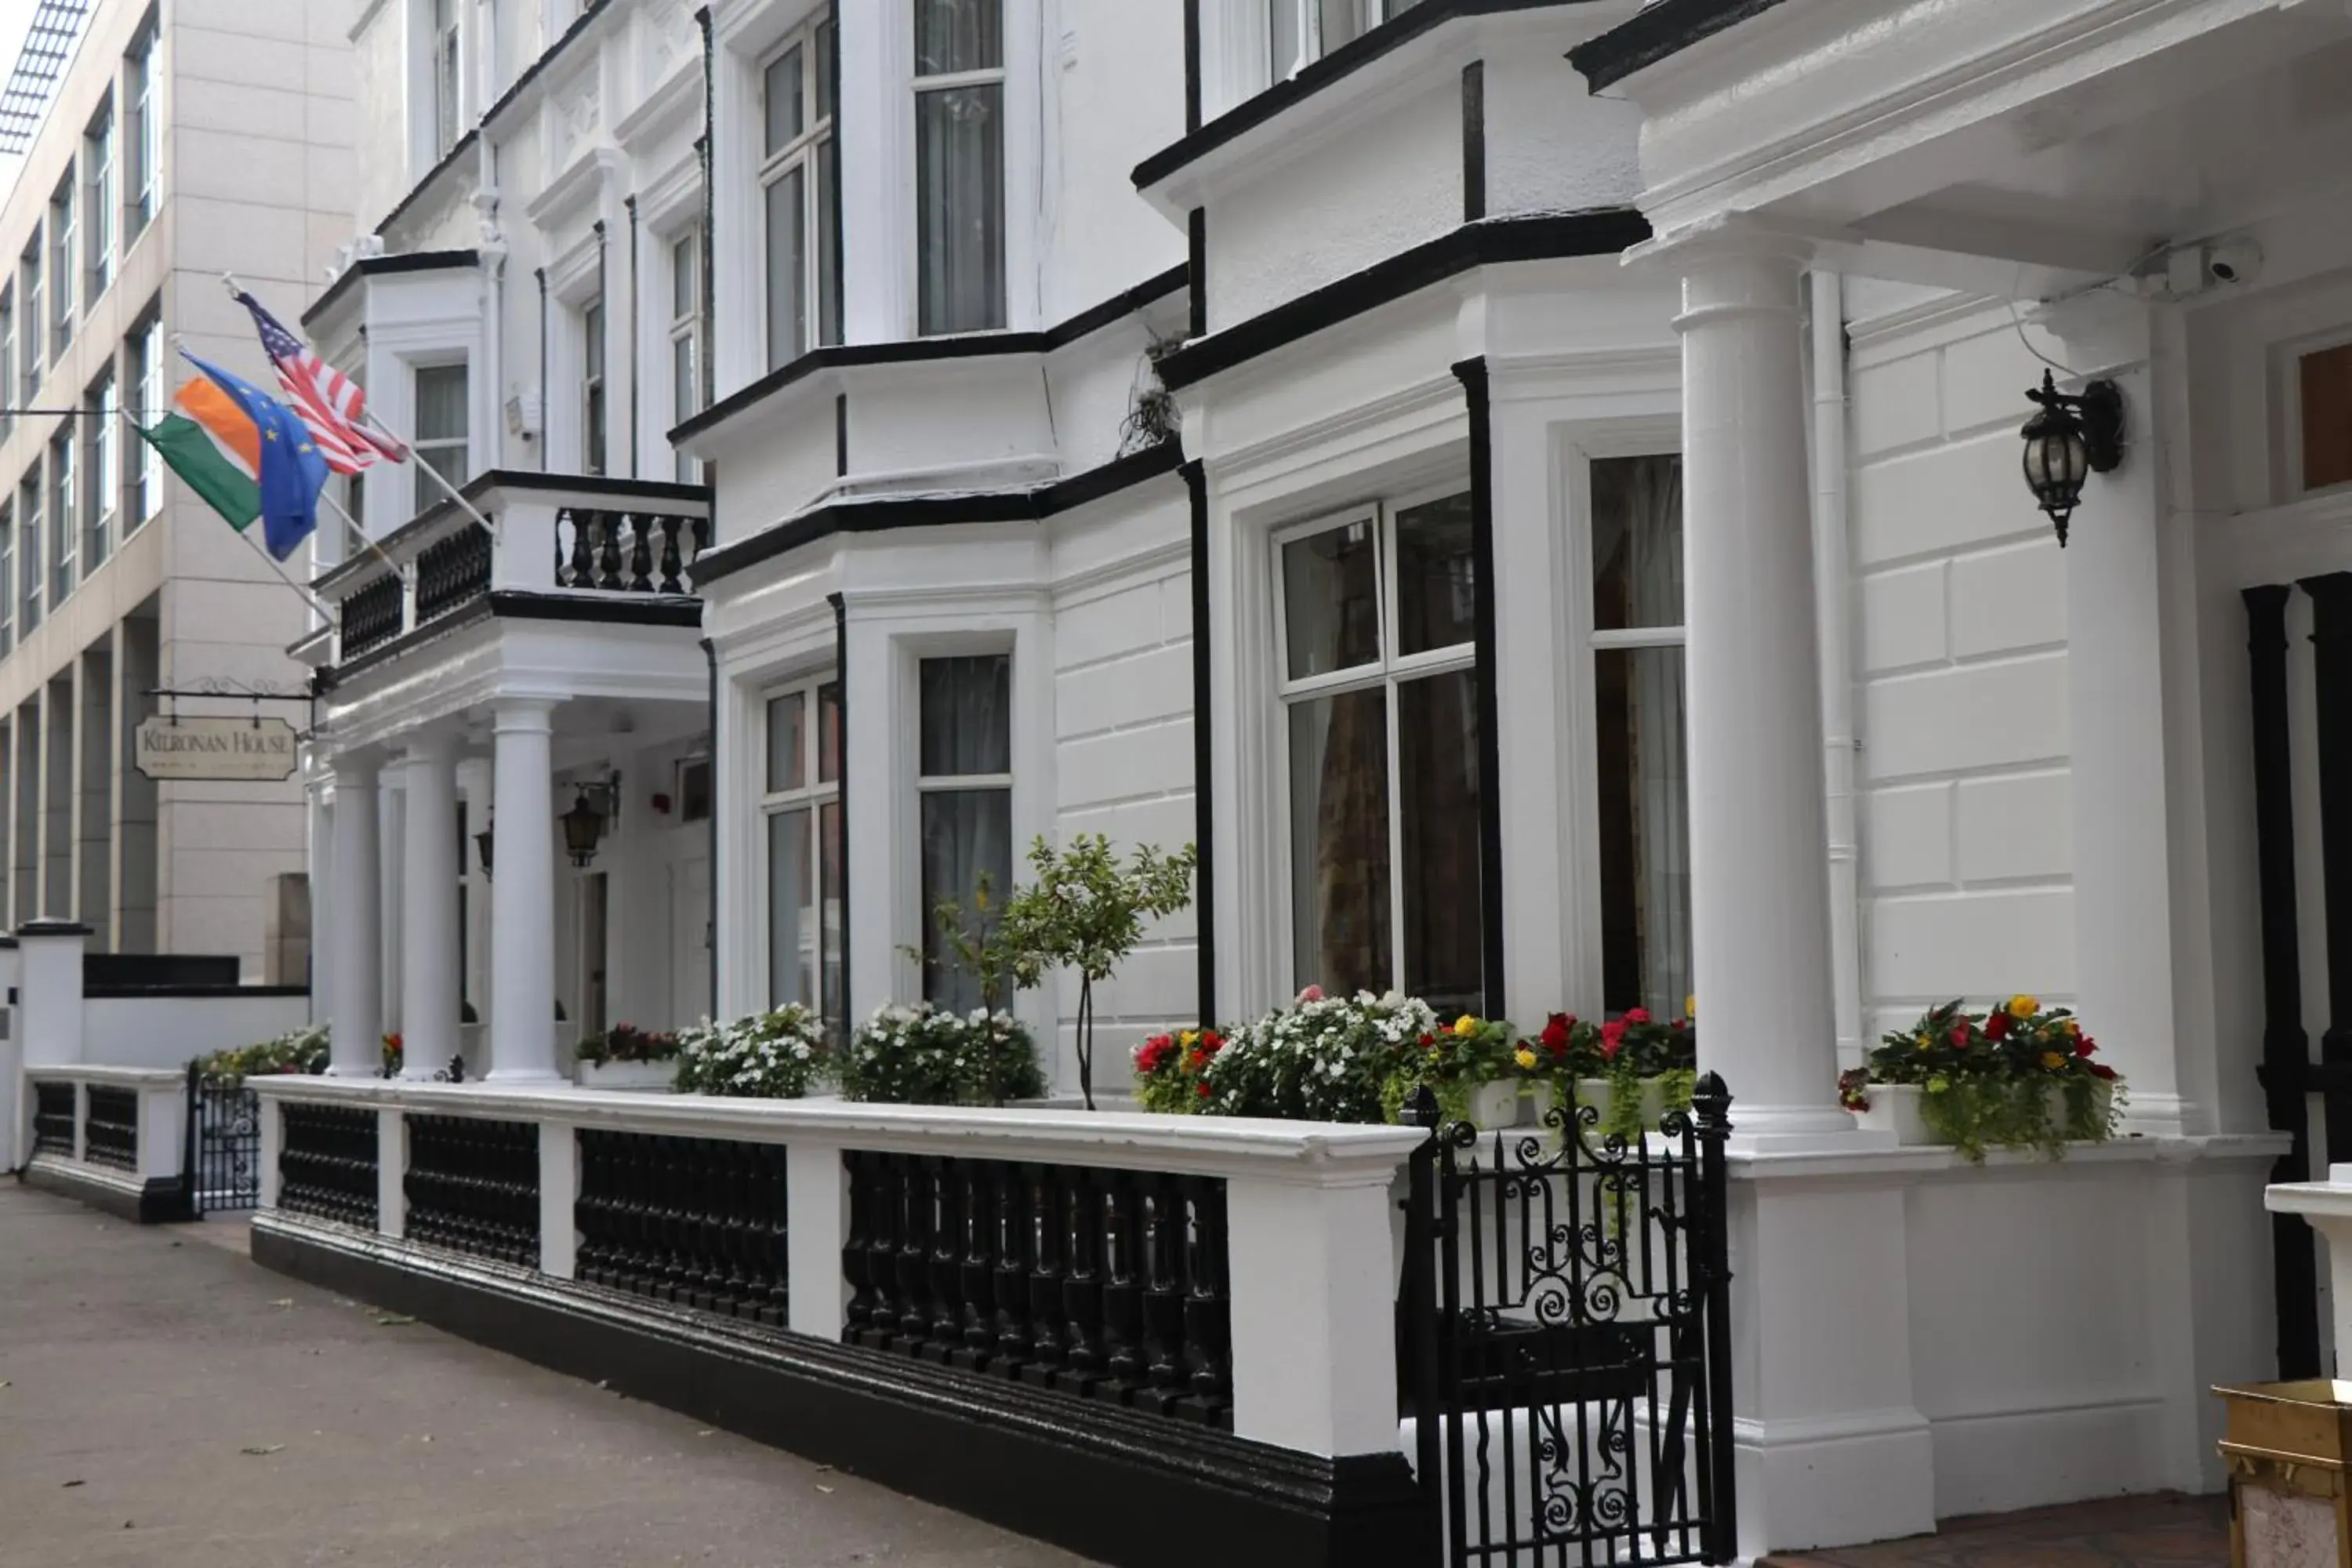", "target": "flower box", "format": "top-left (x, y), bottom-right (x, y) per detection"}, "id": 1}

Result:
top-left (1468, 1080), bottom-right (1522, 1131)
top-left (1850, 1083), bottom-right (1936, 1145)
top-left (575, 1058), bottom-right (676, 1092)
top-left (1576, 1077), bottom-right (1669, 1138)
